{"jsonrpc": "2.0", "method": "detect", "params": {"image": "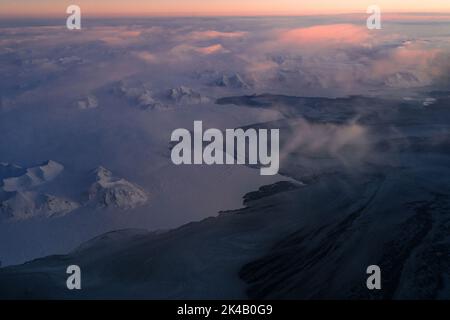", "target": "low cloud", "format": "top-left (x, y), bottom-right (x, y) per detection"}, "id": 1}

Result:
top-left (369, 41), bottom-right (443, 87)
top-left (280, 118), bottom-right (370, 165)
top-left (279, 24), bottom-right (371, 47)
top-left (170, 43), bottom-right (229, 56)
top-left (184, 30), bottom-right (247, 41)
top-left (133, 51), bottom-right (158, 64)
